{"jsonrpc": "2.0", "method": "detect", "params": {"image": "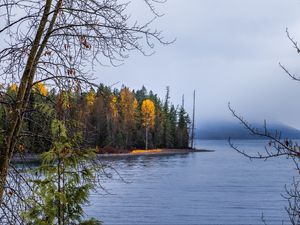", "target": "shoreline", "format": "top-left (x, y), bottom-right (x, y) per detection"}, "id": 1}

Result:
top-left (11, 148), bottom-right (214, 164)
top-left (97, 148), bottom-right (214, 158)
